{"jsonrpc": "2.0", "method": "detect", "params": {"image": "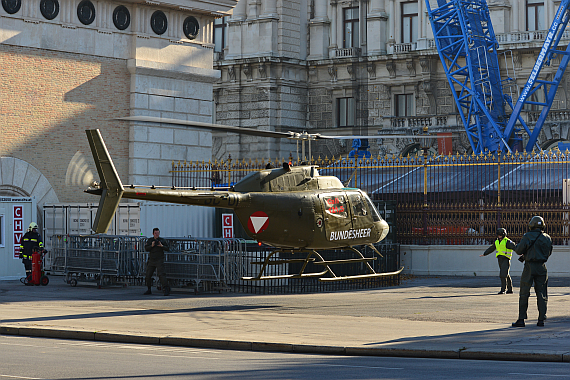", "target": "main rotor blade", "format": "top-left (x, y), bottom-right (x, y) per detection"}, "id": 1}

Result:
top-left (118, 116), bottom-right (296, 139)
top-left (119, 116), bottom-right (438, 141)
top-left (315, 134), bottom-right (438, 139)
